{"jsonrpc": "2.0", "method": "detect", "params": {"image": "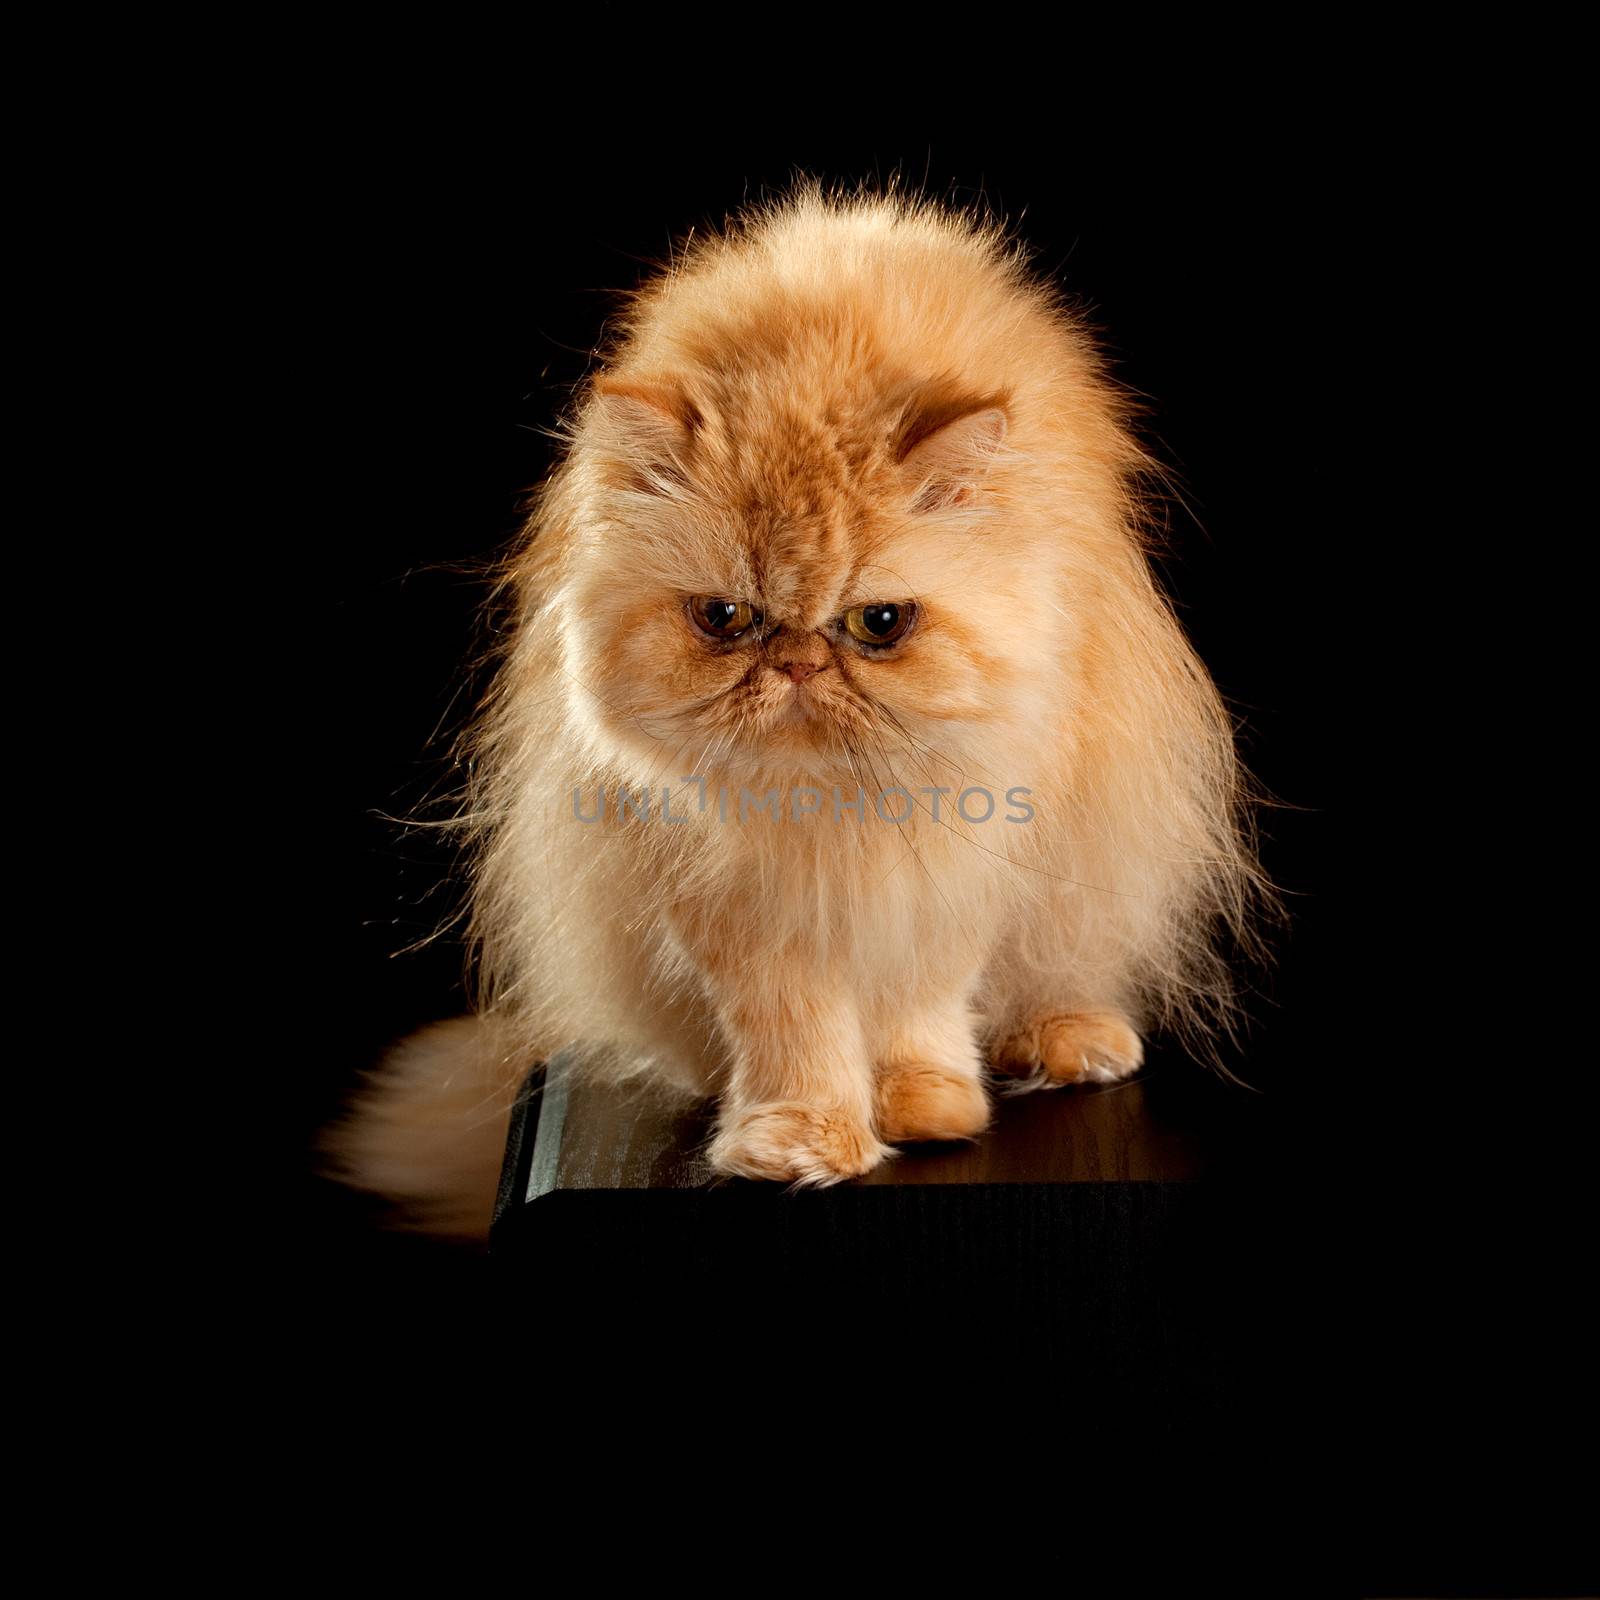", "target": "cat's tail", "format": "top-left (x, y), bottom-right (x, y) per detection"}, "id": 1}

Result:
top-left (317, 1014), bottom-right (530, 1243)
